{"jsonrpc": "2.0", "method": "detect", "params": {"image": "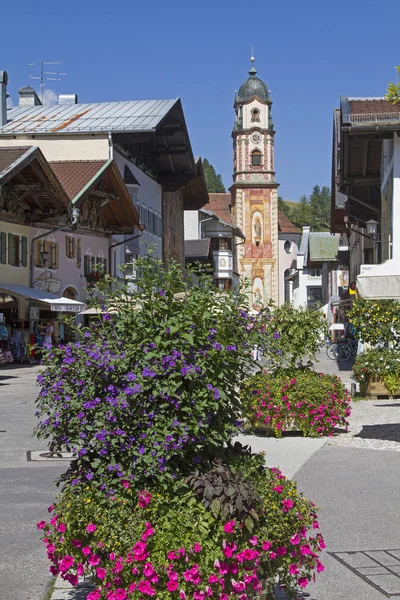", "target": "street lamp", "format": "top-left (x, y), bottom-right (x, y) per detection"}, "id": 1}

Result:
top-left (365, 219), bottom-right (379, 264)
top-left (366, 219), bottom-right (379, 238)
top-left (40, 248), bottom-right (49, 267)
